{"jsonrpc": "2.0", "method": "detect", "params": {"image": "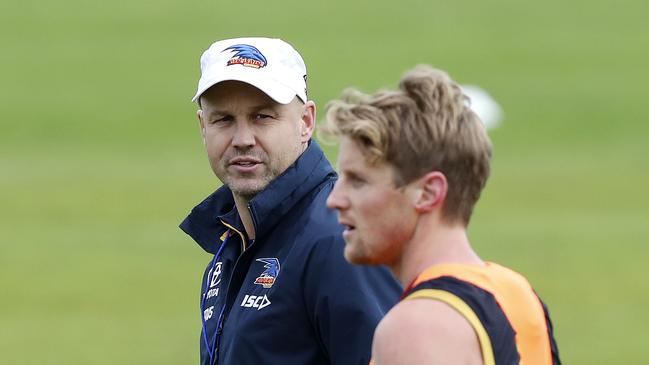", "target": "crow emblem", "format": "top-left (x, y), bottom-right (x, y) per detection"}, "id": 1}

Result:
top-left (223, 44), bottom-right (268, 69)
top-left (254, 258), bottom-right (280, 288)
